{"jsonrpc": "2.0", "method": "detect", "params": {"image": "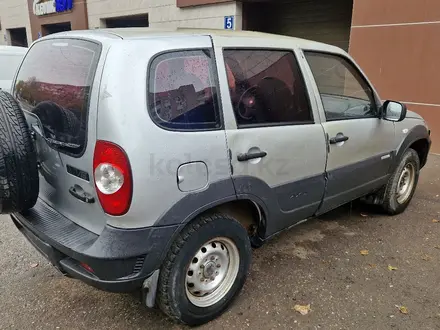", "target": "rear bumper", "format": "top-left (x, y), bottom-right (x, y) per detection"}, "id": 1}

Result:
top-left (11, 198), bottom-right (179, 293)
